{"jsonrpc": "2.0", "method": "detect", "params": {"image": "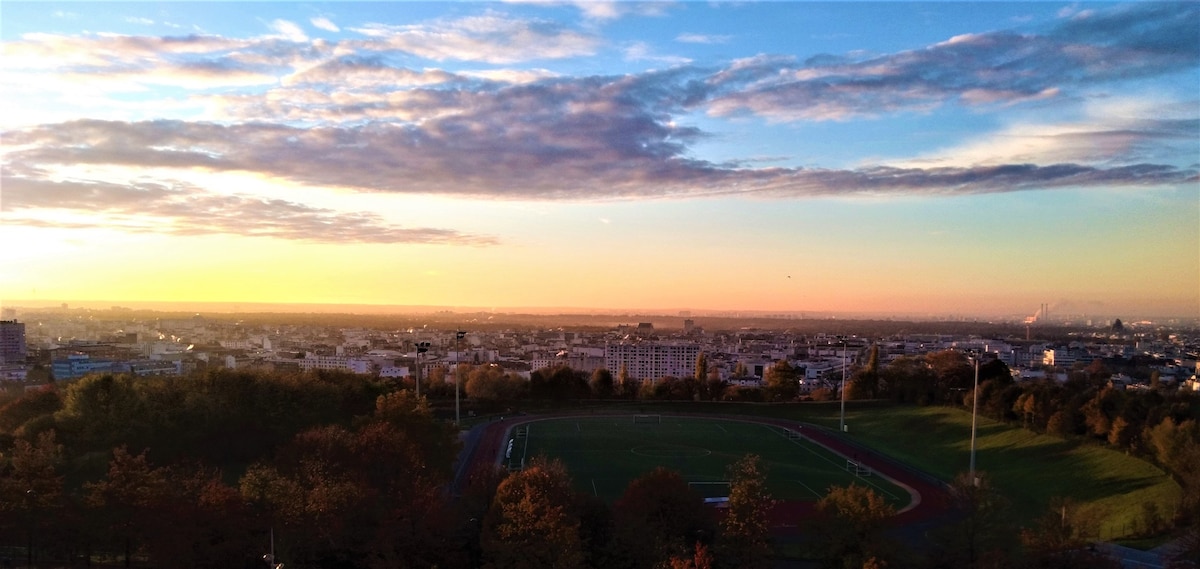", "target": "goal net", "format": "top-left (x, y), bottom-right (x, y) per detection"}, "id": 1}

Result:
top-left (845, 459), bottom-right (872, 477)
top-left (689, 481), bottom-right (731, 507)
top-left (633, 414), bottom-right (661, 424)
